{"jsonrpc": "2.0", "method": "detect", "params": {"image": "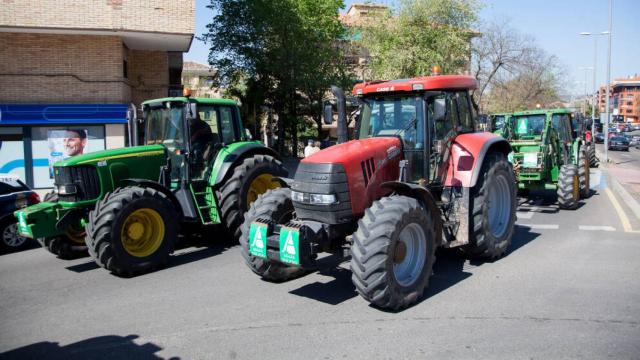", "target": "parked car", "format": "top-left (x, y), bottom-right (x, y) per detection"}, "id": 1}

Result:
top-left (594, 132), bottom-right (605, 143)
top-left (0, 174), bottom-right (40, 253)
top-left (628, 135), bottom-right (640, 147)
top-left (633, 123), bottom-right (640, 131)
top-left (608, 136), bottom-right (630, 151)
